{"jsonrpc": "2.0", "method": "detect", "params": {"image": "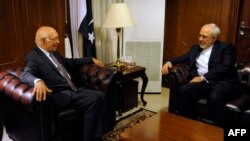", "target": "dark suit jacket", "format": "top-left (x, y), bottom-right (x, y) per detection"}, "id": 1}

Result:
top-left (20, 47), bottom-right (93, 107)
top-left (170, 40), bottom-right (238, 83)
